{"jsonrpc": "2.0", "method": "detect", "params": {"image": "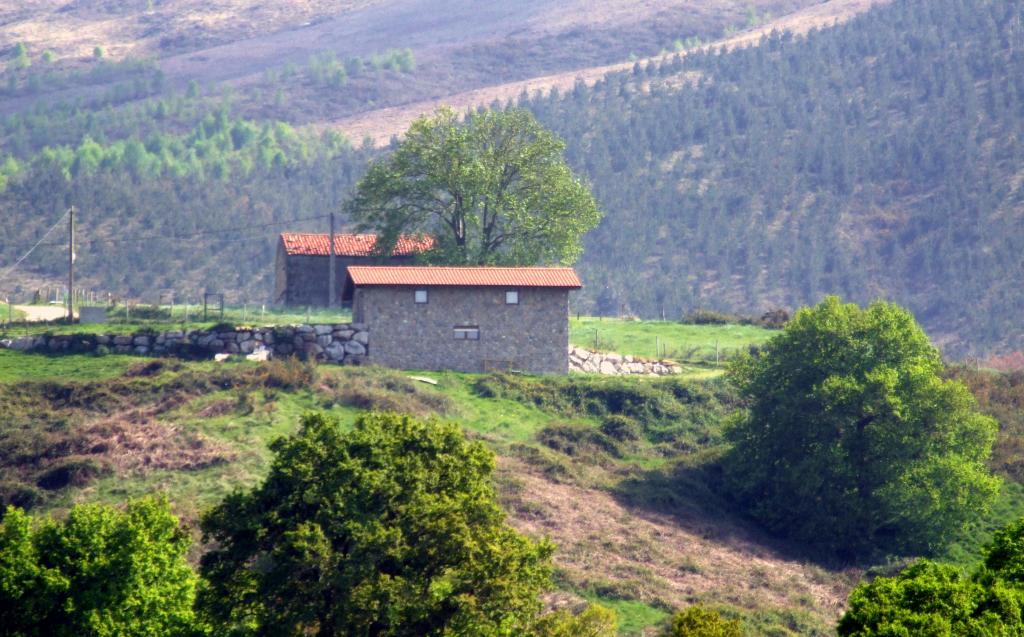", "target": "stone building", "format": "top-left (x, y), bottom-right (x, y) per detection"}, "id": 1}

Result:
top-left (274, 233), bottom-right (432, 306)
top-left (348, 266), bottom-right (581, 374)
